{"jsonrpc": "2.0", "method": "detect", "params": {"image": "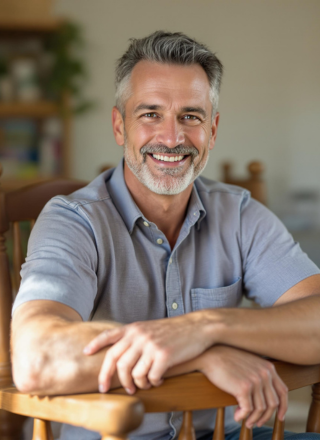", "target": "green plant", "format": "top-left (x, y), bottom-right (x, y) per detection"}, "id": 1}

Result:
top-left (44, 21), bottom-right (94, 114)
